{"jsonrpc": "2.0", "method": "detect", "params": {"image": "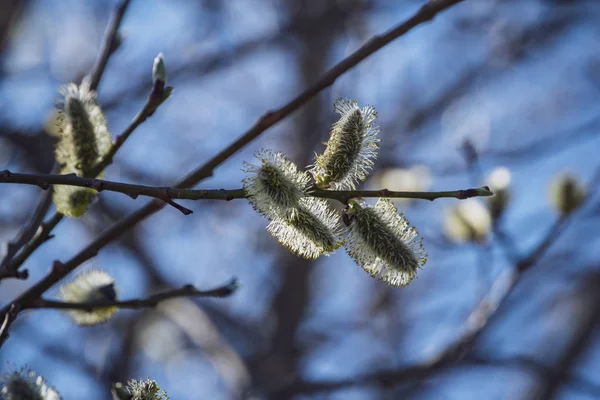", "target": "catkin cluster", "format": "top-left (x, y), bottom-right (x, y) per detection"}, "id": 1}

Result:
top-left (243, 98), bottom-right (427, 286)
